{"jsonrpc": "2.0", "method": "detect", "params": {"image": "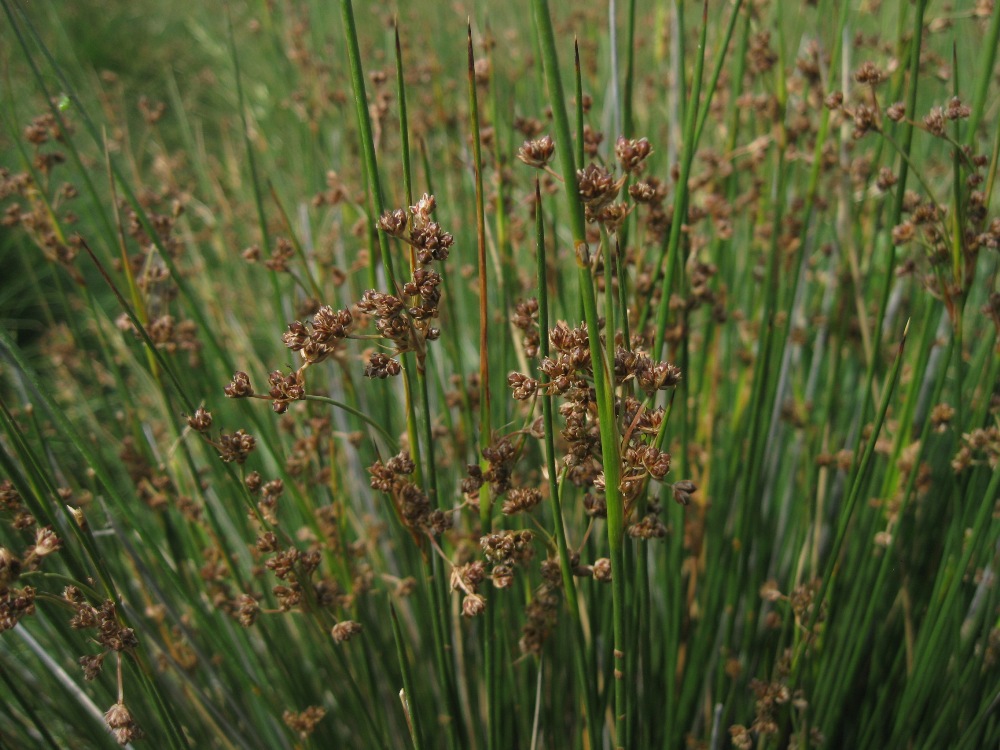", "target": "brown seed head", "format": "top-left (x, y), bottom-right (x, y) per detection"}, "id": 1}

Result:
top-left (615, 136), bottom-right (652, 173)
top-left (852, 103), bottom-right (879, 138)
top-left (891, 222), bottom-right (916, 245)
top-left (364, 351), bottom-right (402, 379)
top-left (105, 701), bottom-right (144, 745)
top-left (824, 91), bottom-right (843, 109)
top-left (462, 593), bottom-right (486, 617)
top-left (410, 193), bottom-right (437, 222)
top-left (283, 706), bottom-right (327, 739)
top-left (945, 96), bottom-right (971, 120)
top-left (517, 135), bottom-right (555, 168)
top-left (502, 487), bottom-right (543, 515)
top-left (267, 370), bottom-right (306, 414)
top-left (507, 371), bottom-right (538, 400)
top-left (876, 168), bottom-right (898, 191)
top-left (187, 407), bottom-right (213, 432)
top-left (311, 305), bottom-right (352, 342)
top-left (594, 202), bottom-right (631, 232)
top-left (224, 371), bottom-right (254, 398)
top-left (592, 557), bottom-right (612, 582)
top-left (32, 526), bottom-right (61, 557)
top-left (331, 619), bottom-right (363, 642)
top-left (219, 430), bottom-right (256, 464)
top-left (886, 102), bottom-right (906, 121)
top-left (0, 480), bottom-right (20, 511)
top-left (629, 181), bottom-right (657, 203)
top-left (377, 208), bottom-right (408, 236)
top-left (924, 106), bottom-right (946, 136)
top-left (79, 653), bottom-right (106, 681)
top-left (854, 61), bottom-right (885, 85)
top-left (235, 594), bottom-right (261, 627)
top-left (576, 163), bottom-right (619, 212)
